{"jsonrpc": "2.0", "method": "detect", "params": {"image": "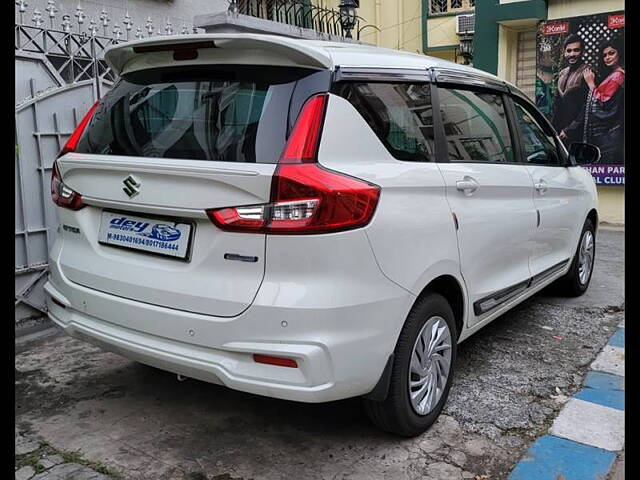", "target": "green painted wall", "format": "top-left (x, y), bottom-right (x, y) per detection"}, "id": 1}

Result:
top-left (474, 0), bottom-right (547, 74)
